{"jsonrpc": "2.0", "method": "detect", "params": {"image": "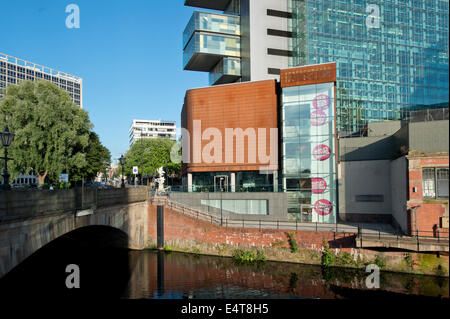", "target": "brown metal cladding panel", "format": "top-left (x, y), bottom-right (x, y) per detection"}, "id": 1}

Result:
top-left (182, 80), bottom-right (278, 173)
top-left (281, 63), bottom-right (336, 88)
